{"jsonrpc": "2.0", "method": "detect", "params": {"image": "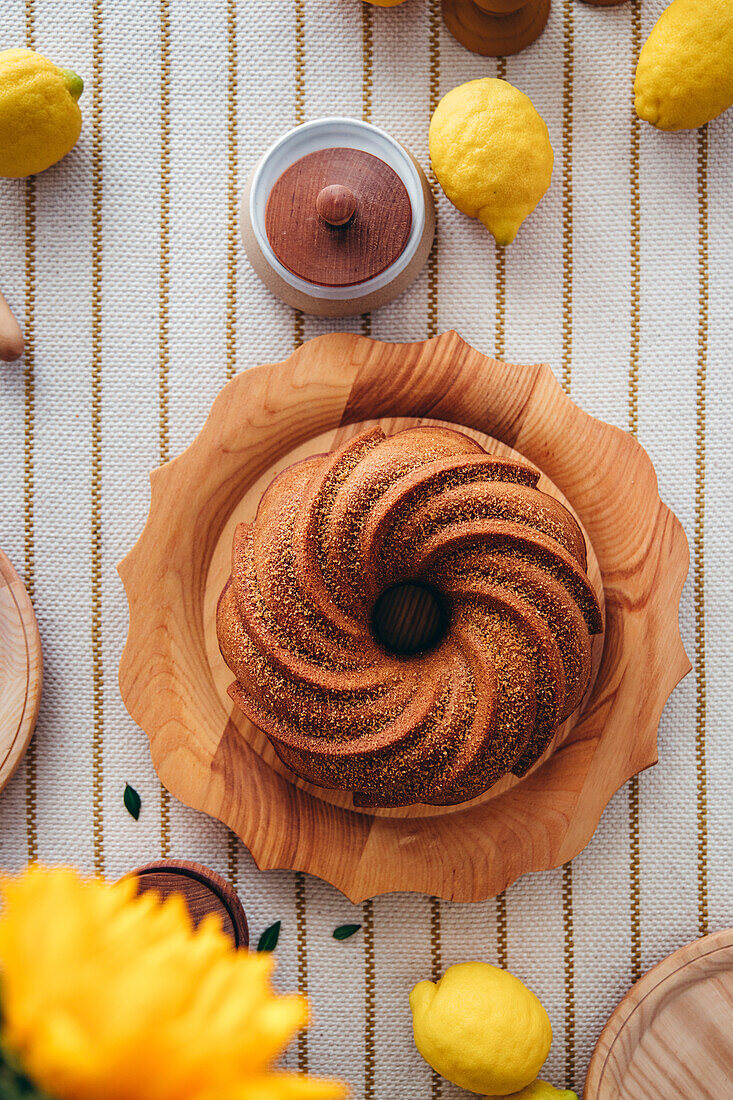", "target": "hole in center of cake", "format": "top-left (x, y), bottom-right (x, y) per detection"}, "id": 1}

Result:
top-left (371, 582), bottom-right (449, 657)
